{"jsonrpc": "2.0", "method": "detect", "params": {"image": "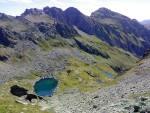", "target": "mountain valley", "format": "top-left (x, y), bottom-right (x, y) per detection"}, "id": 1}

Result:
top-left (0, 6), bottom-right (150, 113)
